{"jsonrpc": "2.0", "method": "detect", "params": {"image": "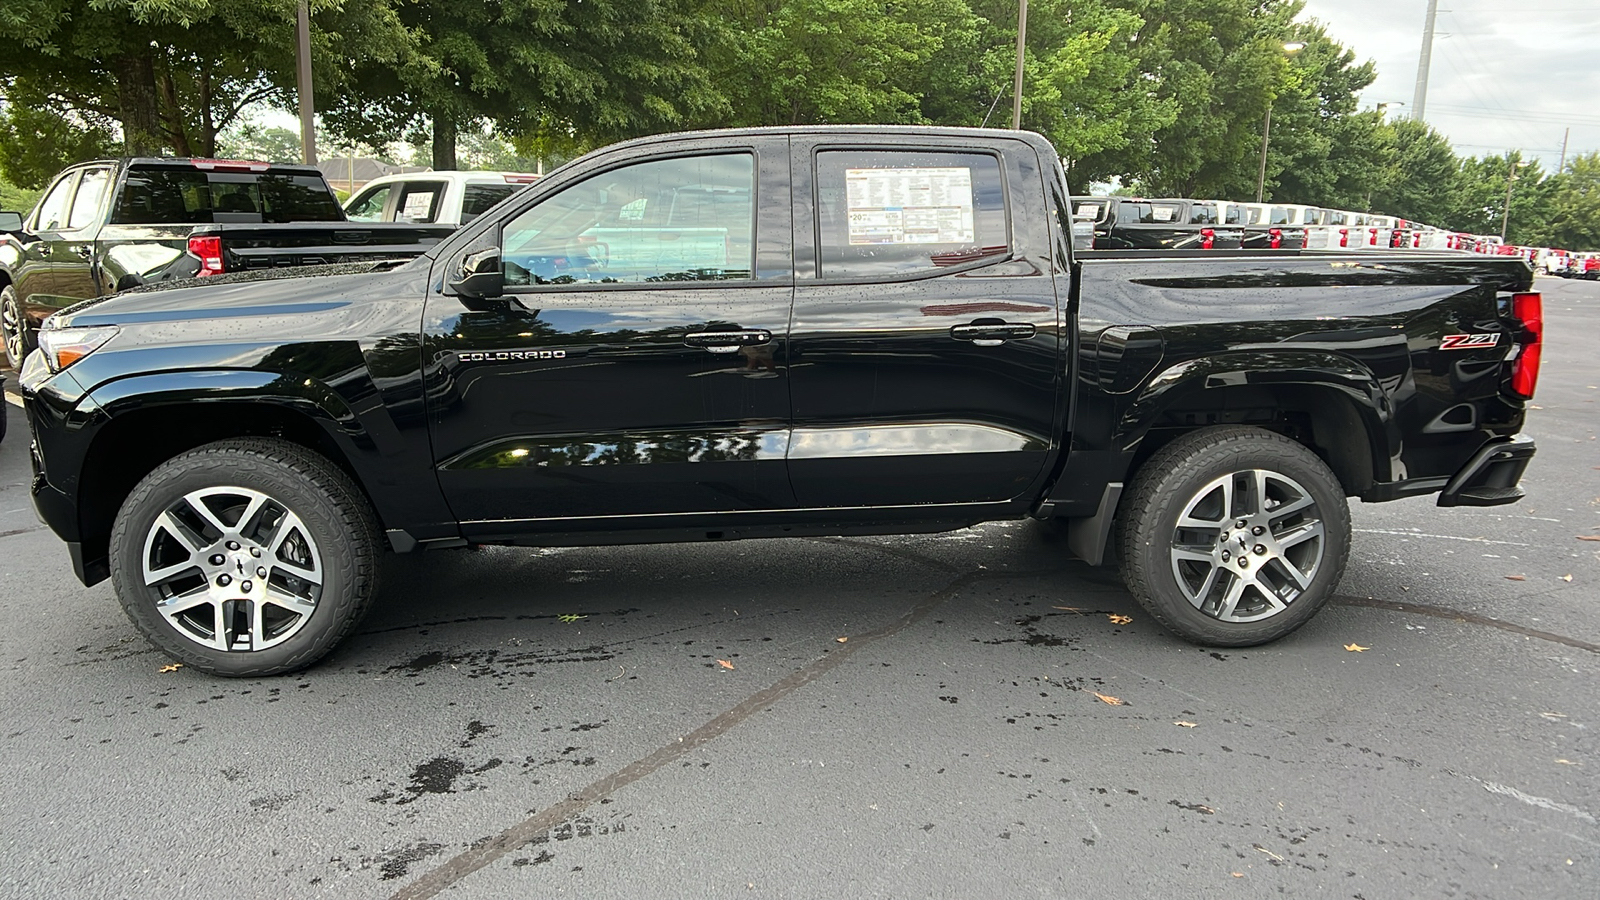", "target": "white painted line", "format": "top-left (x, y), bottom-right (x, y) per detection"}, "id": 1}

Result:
top-left (3, 392), bottom-right (21, 409)
top-left (1356, 528), bottom-right (1530, 547)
